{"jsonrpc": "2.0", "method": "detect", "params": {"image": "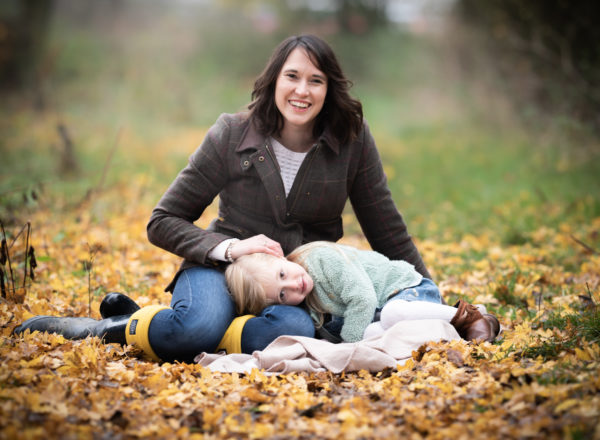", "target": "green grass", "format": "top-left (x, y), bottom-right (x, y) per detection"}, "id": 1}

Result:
top-left (377, 124), bottom-right (600, 241)
top-left (516, 304), bottom-right (600, 362)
